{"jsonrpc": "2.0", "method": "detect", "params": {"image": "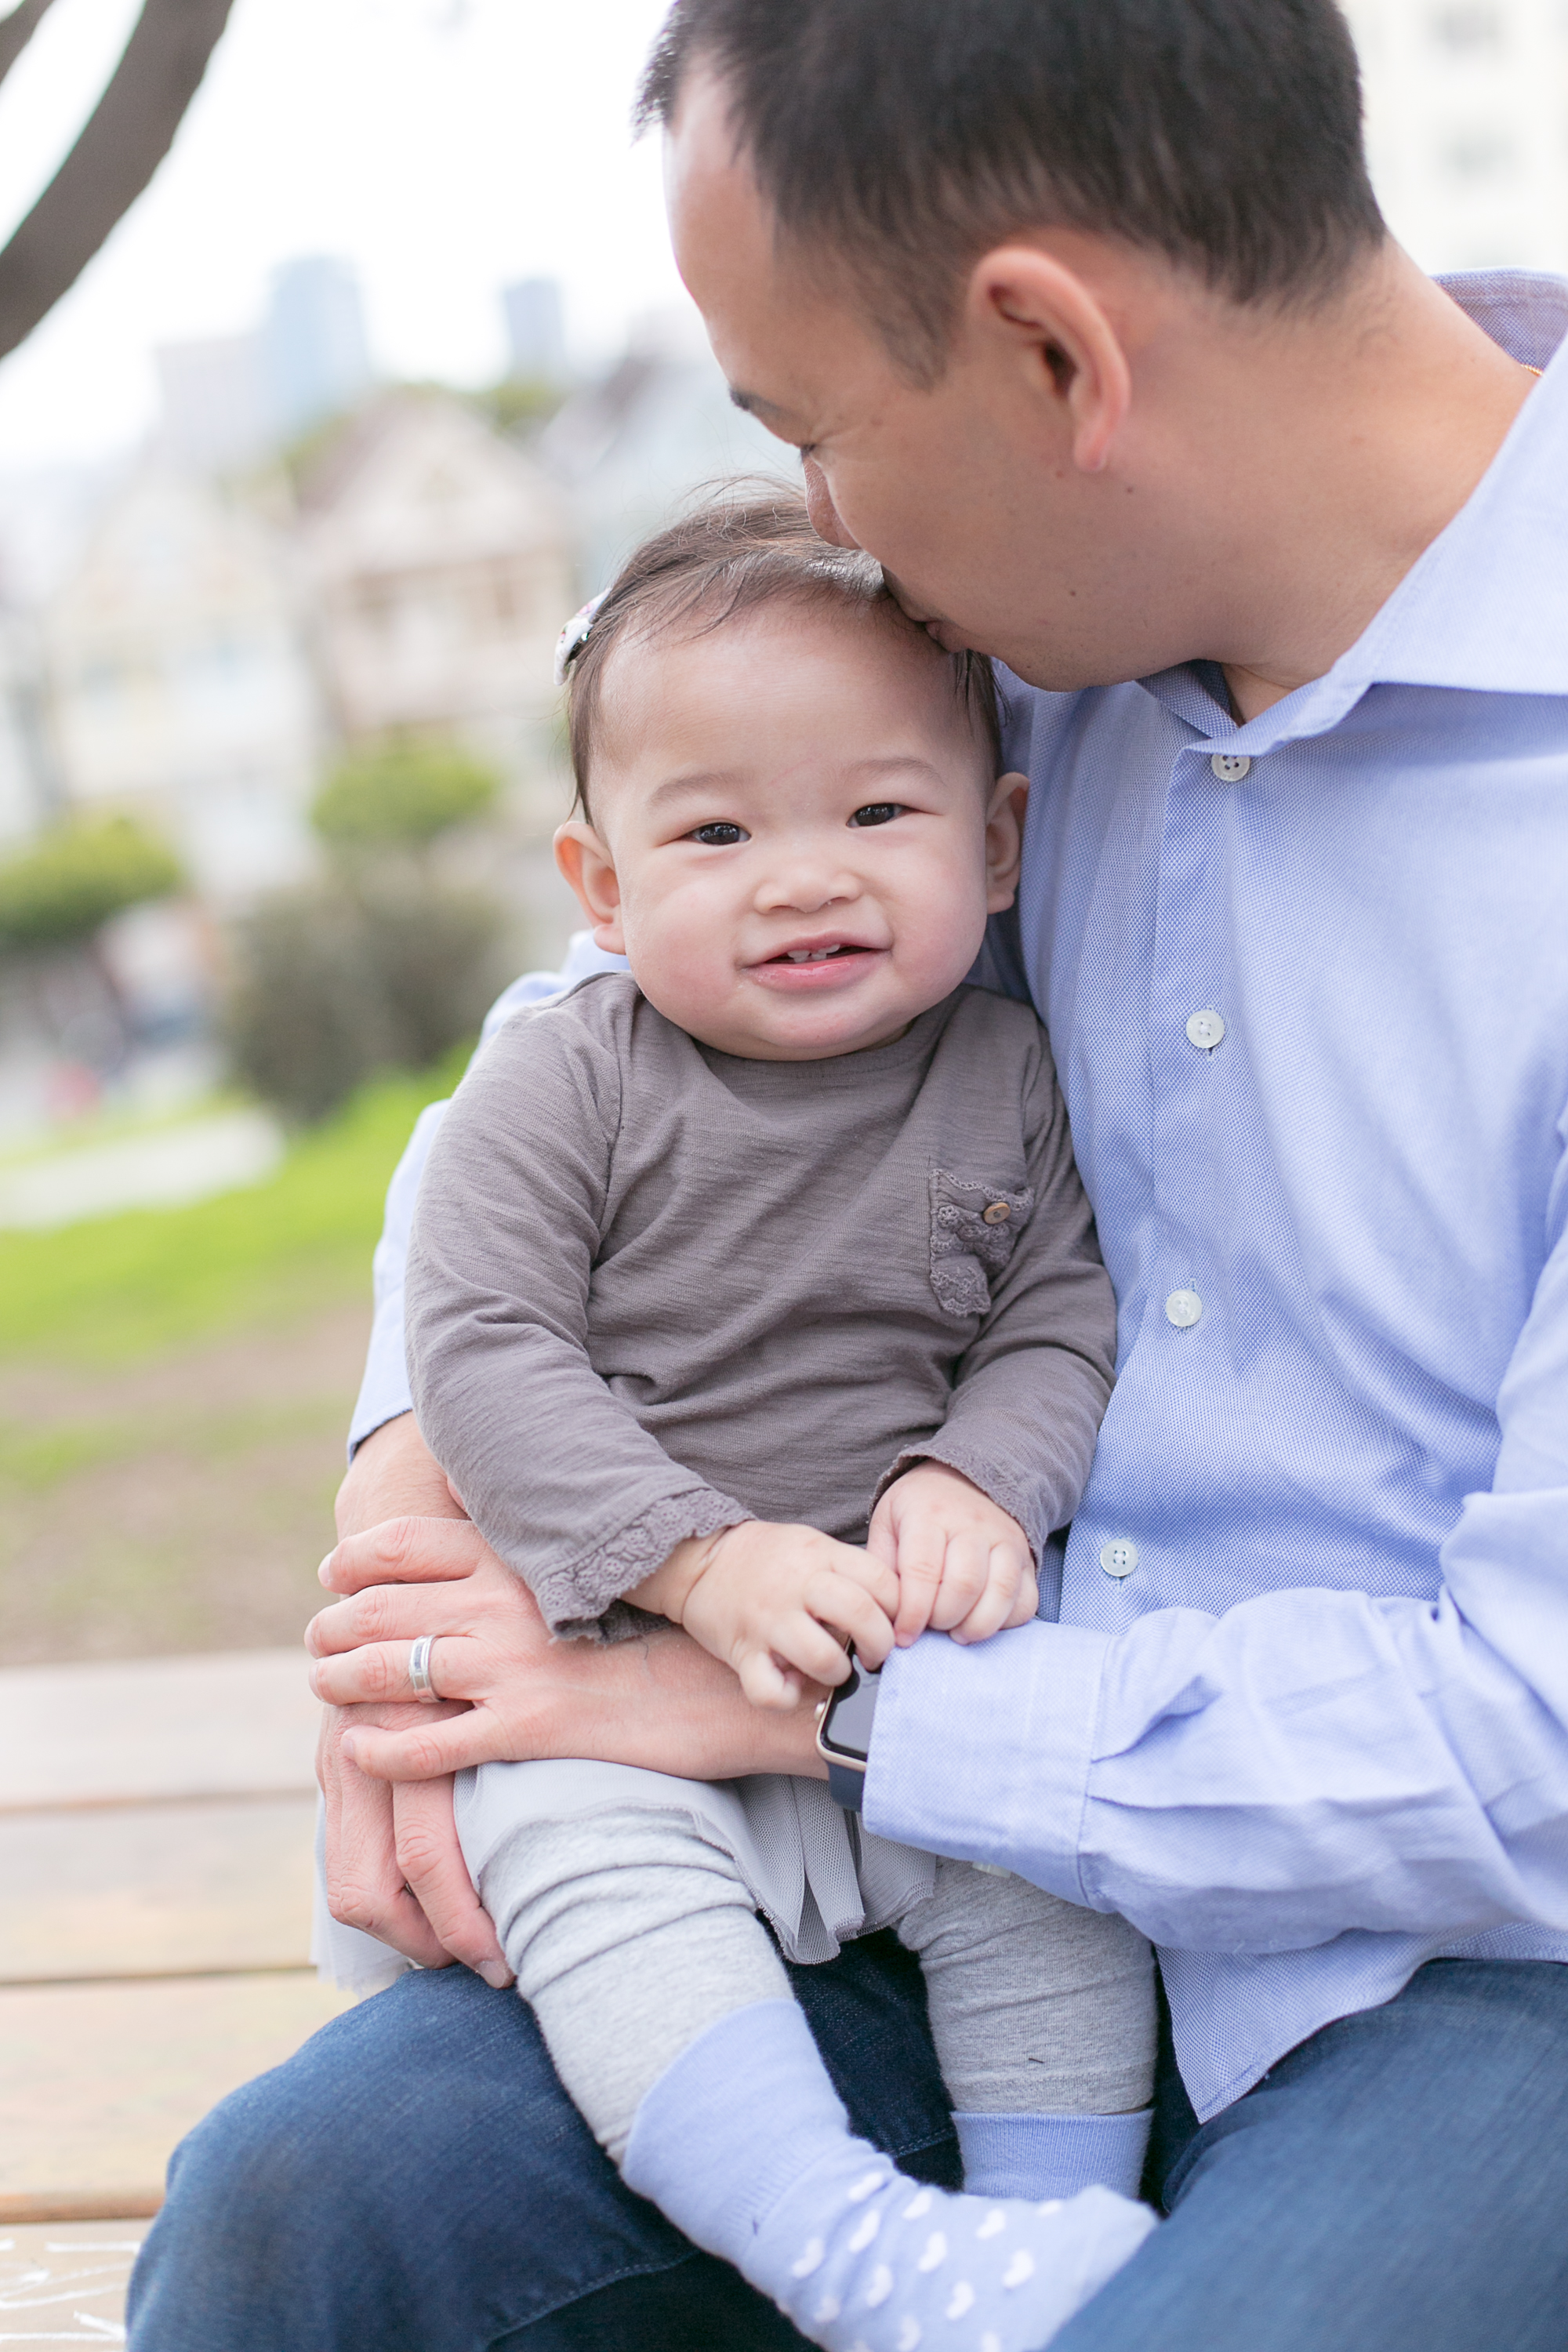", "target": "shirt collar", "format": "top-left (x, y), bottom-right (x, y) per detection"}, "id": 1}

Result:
top-left (1140, 269), bottom-right (1568, 751)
